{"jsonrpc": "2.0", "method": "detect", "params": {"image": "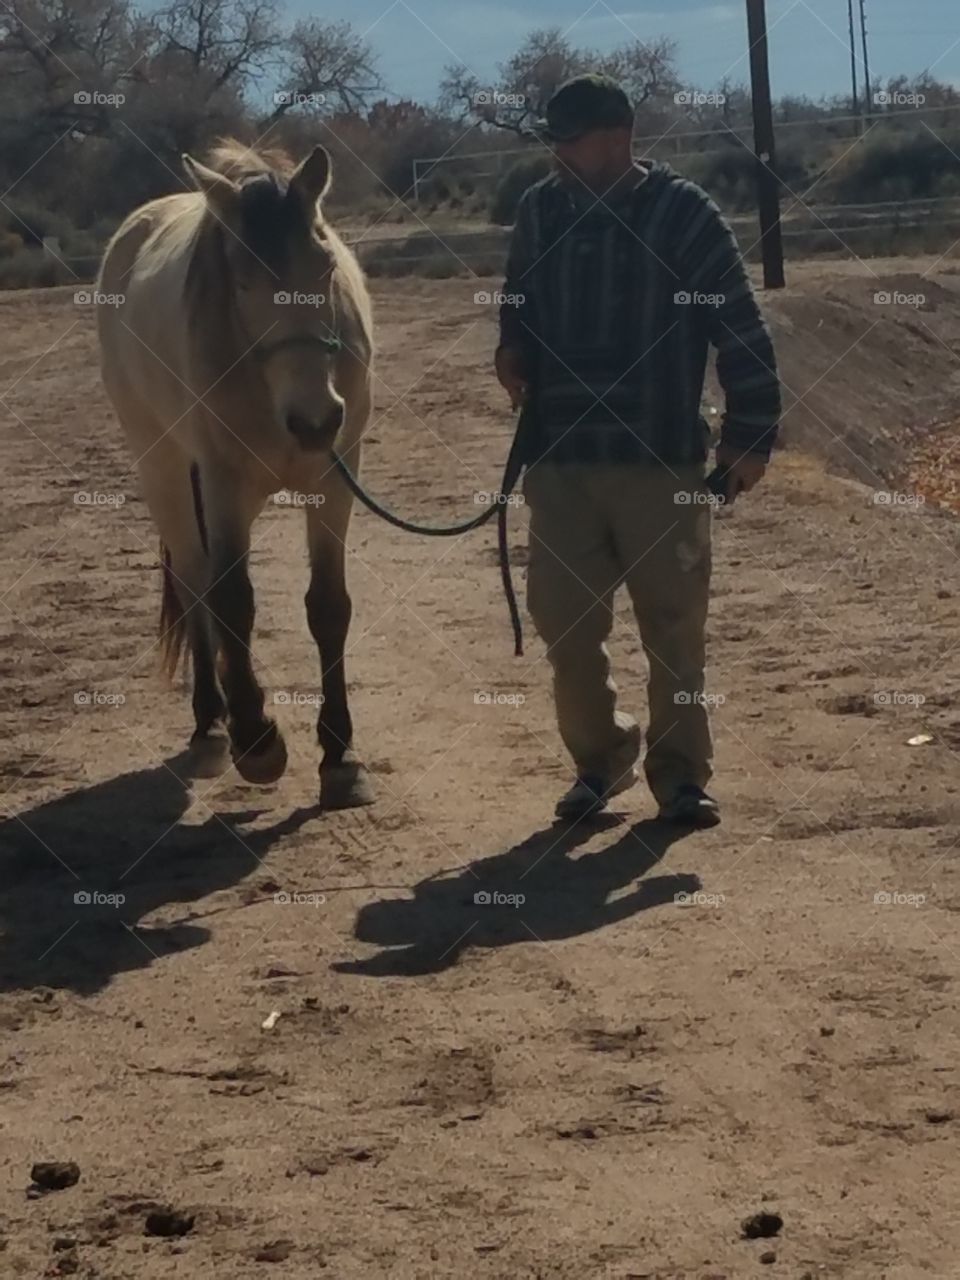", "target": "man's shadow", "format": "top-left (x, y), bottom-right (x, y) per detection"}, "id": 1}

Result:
top-left (0, 747), bottom-right (319, 996)
top-left (334, 813), bottom-right (702, 977)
